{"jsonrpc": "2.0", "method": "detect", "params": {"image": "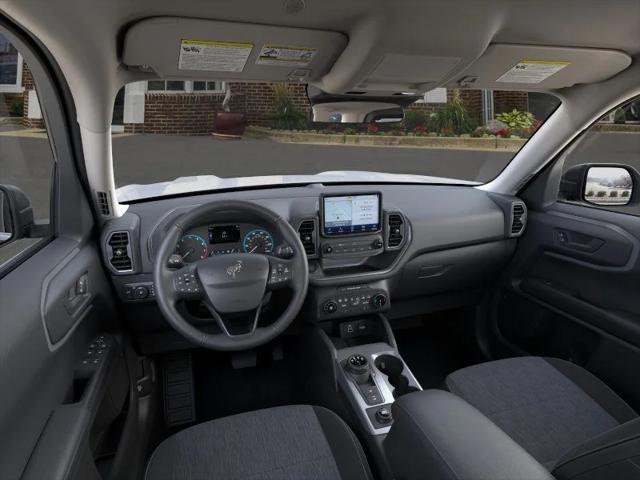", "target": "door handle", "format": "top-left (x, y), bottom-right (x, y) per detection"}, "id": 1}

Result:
top-left (64, 272), bottom-right (91, 317)
top-left (555, 229), bottom-right (604, 253)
